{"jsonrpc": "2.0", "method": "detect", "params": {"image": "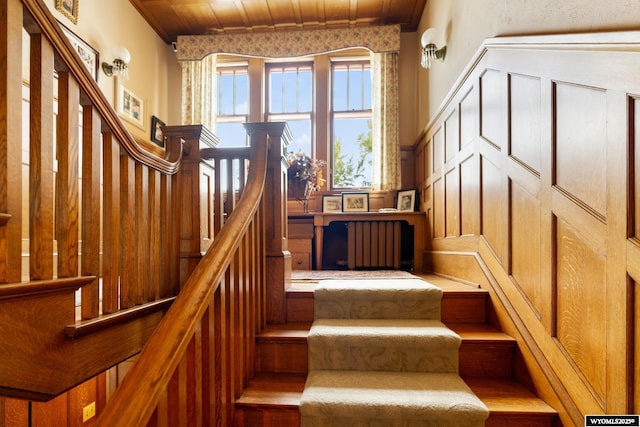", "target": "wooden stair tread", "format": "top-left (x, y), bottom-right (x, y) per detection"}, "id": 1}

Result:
top-left (466, 377), bottom-right (557, 415)
top-left (236, 373), bottom-right (306, 408)
top-left (257, 323), bottom-right (310, 342)
top-left (237, 375), bottom-right (557, 413)
top-left (448, 322), bottom-right (517, 343)
top-left (416, 273), bottom-right (485, 292)
top-left (287, 272), bottom-right (488, 294)
top-left (257, 322), bottom-right (514, 342)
